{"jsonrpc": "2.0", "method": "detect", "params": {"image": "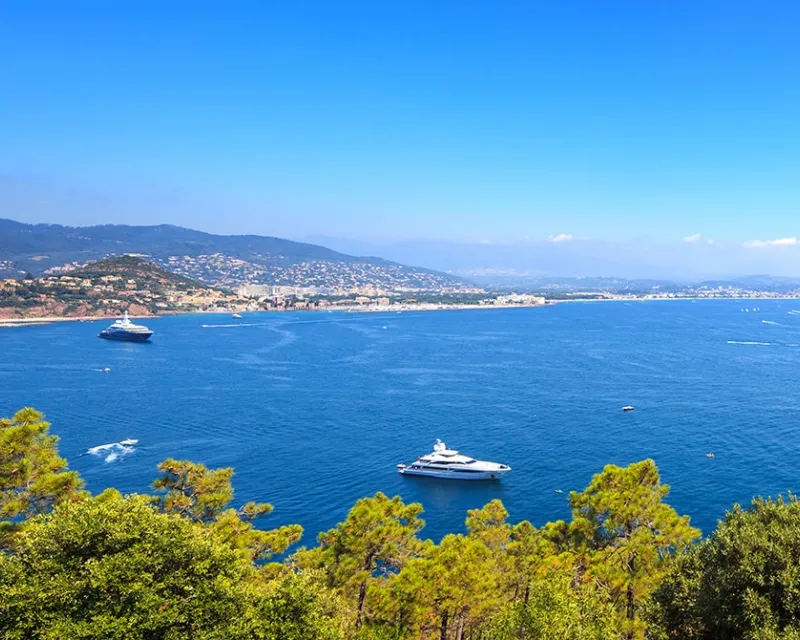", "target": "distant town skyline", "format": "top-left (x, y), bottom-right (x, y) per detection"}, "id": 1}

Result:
top-left (3, 1), bottom-right (800, 276)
